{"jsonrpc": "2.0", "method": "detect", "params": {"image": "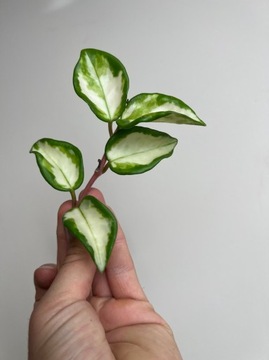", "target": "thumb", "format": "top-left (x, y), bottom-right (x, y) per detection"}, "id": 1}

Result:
top-left (45, 188), bottom-right (108, 304)
top-left (47, 238), bottom-right (96, 302)
top-left (34, 264), bottom-right (58, 303)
